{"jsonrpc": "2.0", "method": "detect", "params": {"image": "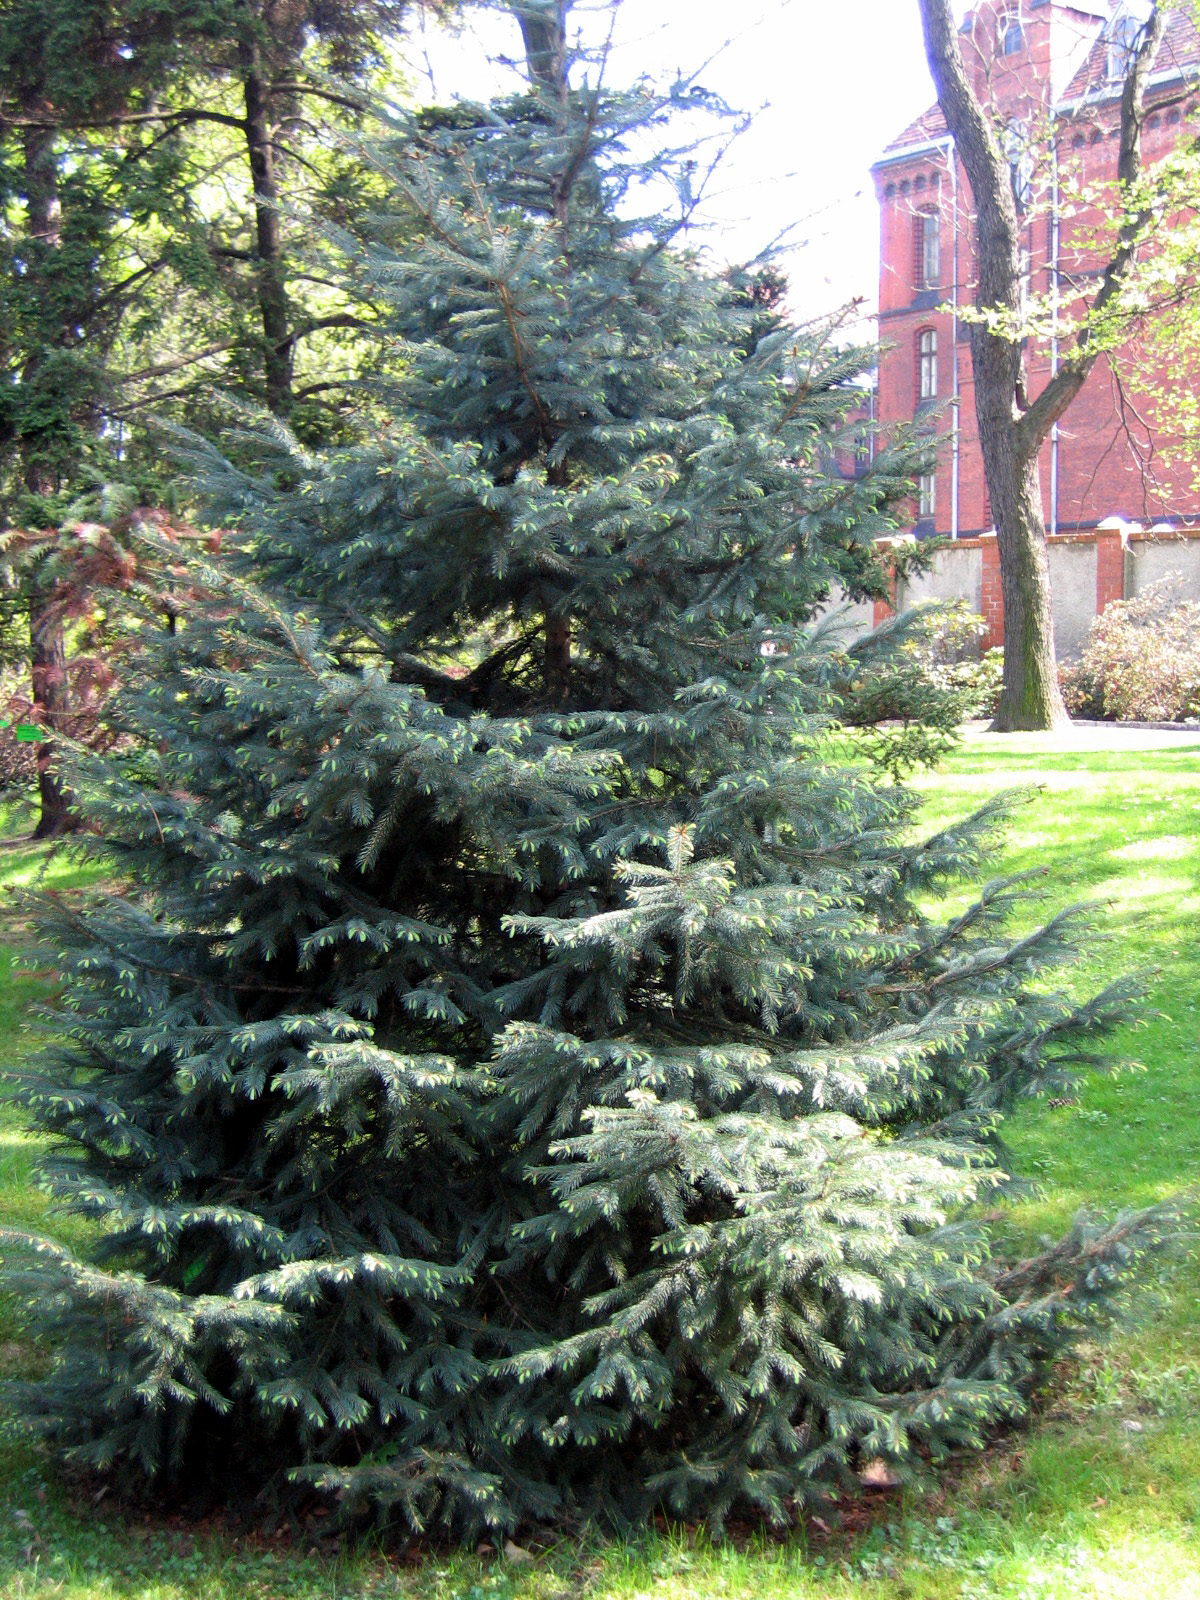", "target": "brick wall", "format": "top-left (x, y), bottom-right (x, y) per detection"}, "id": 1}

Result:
top-left (1095, 527), bottom-right (1125, 614)
top-left (871, 2), bottom-right (1200, 544)
top-left (980, 536), bottom-right (1003, 649)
